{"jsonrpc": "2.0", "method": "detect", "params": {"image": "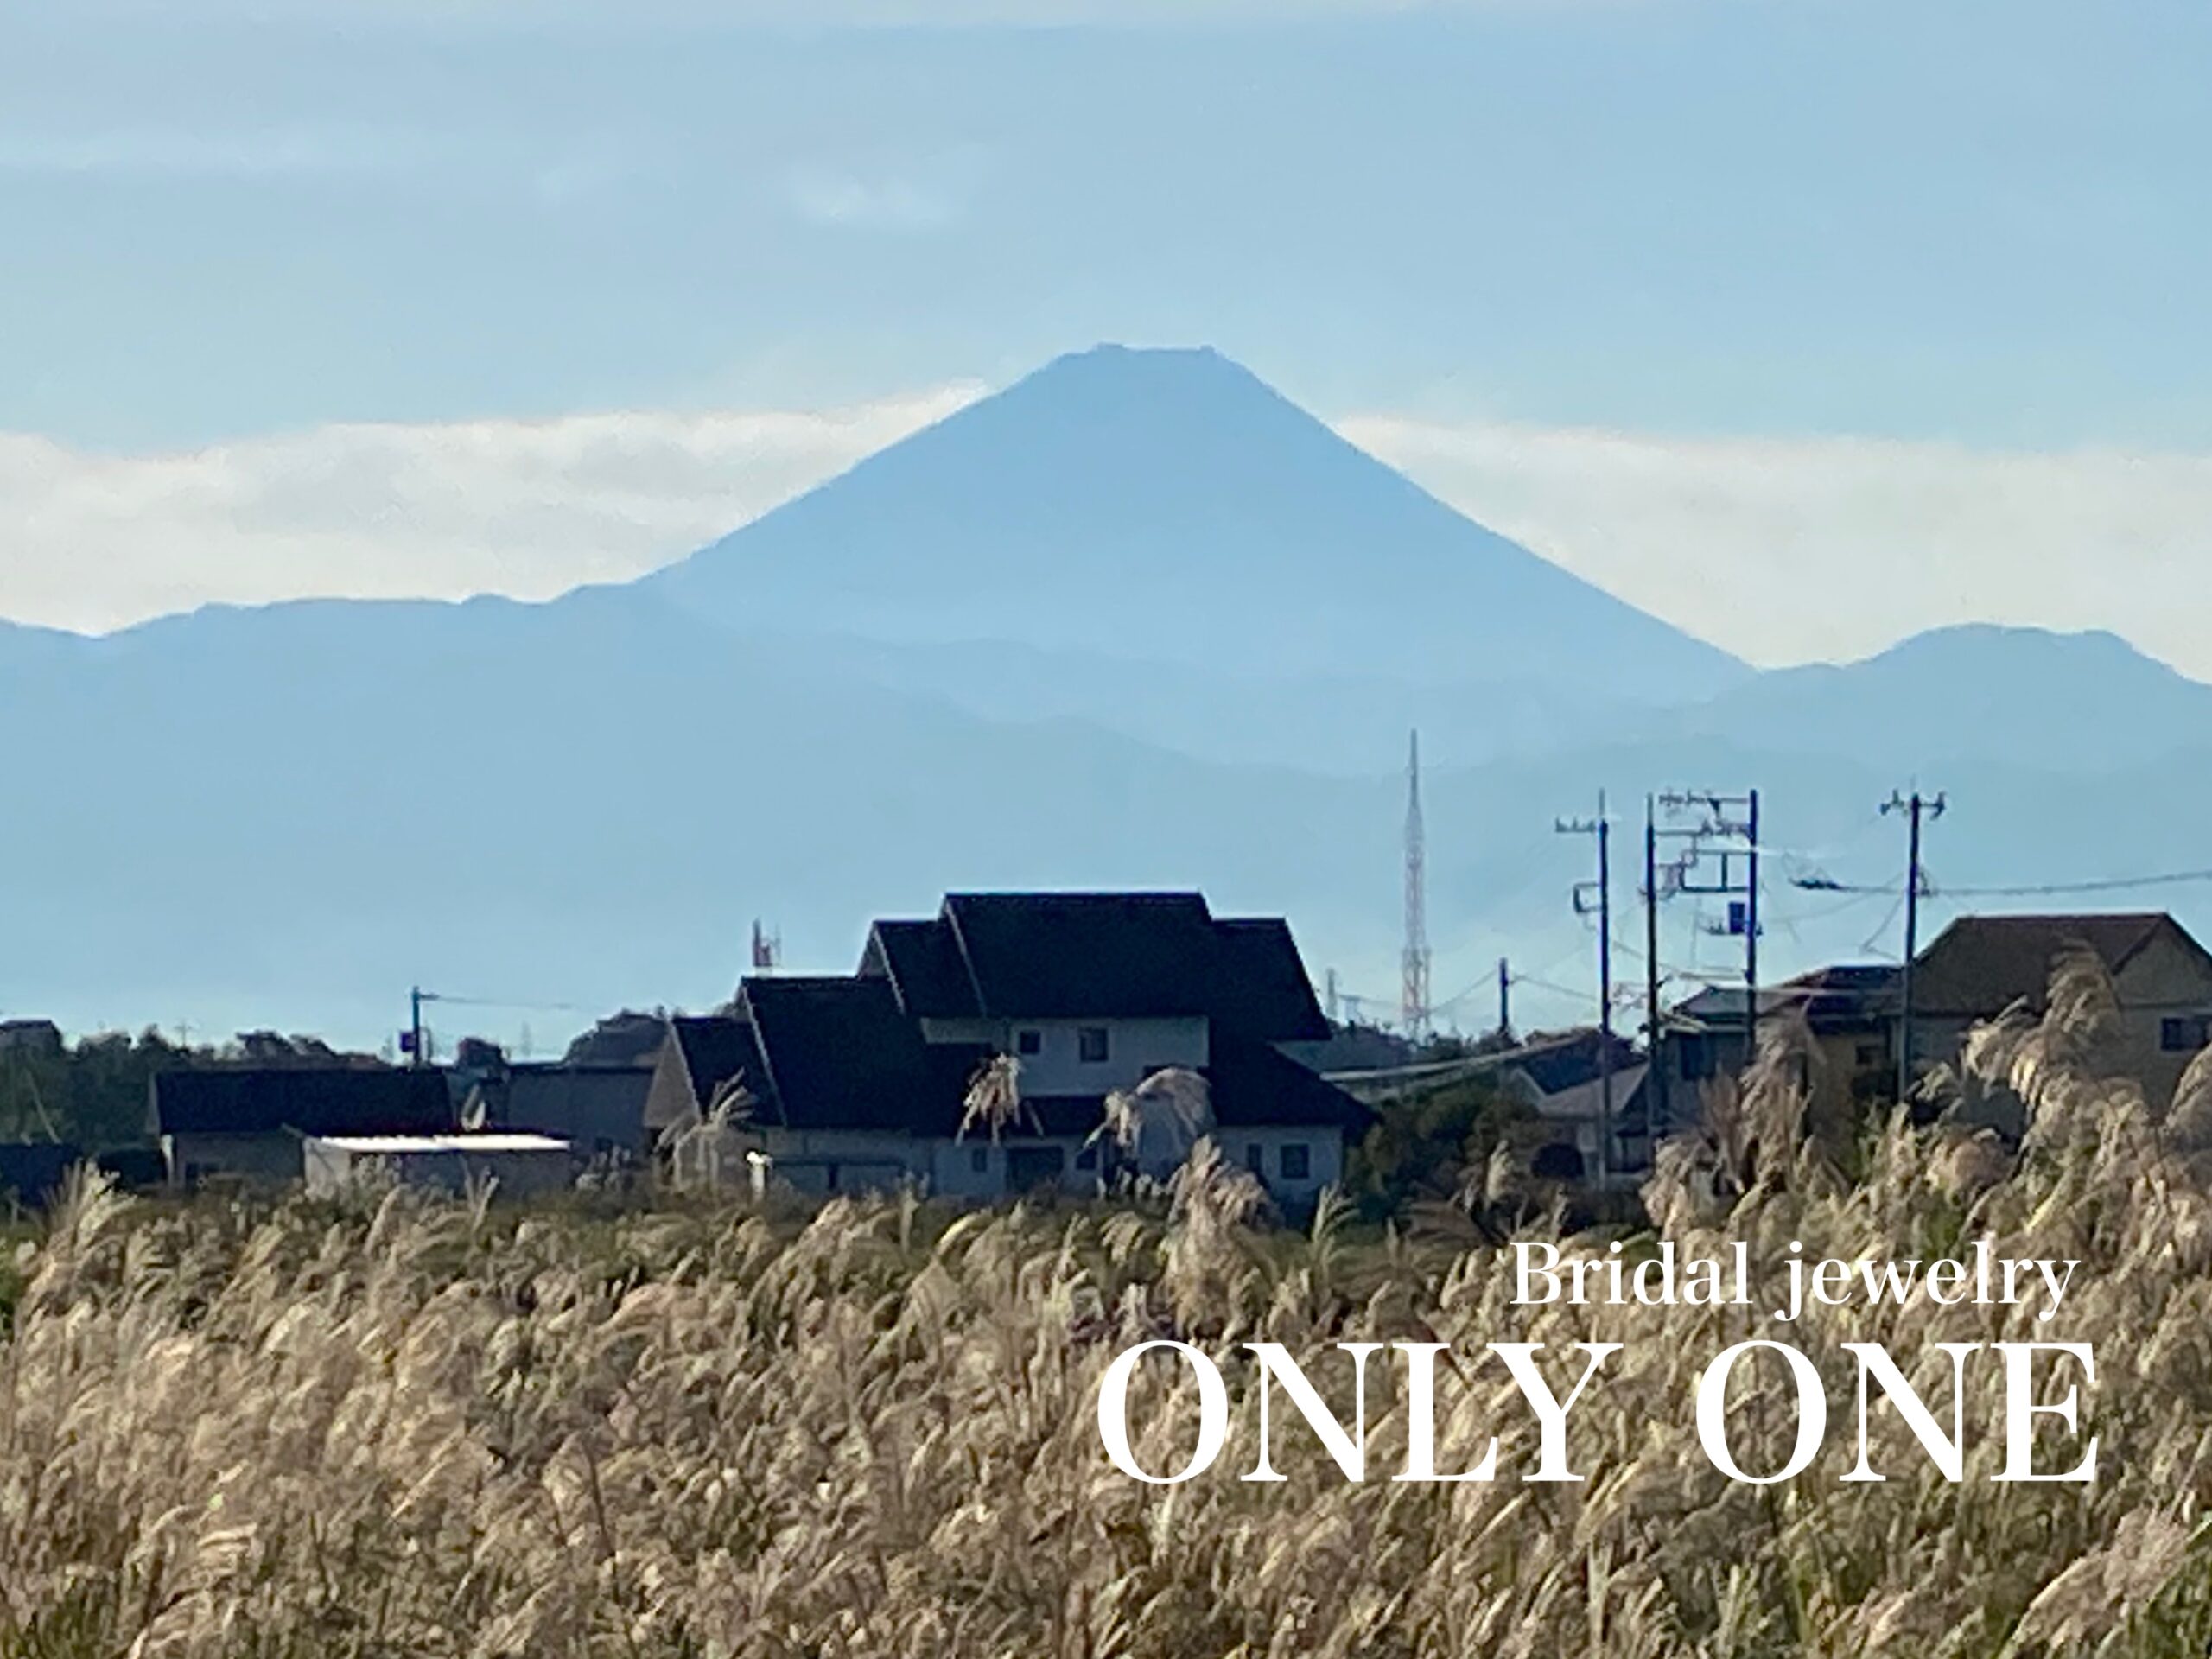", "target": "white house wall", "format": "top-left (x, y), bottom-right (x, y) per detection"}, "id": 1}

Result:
top-left (917, 1015), bottom-right (1209, 1097)
top-left (1214, 1127), bottom-right (1343, 1206)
